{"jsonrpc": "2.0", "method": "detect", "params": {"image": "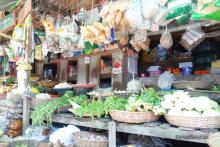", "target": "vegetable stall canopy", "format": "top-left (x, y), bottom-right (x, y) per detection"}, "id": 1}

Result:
top-left (0, 0), bottom-right (20, 12)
